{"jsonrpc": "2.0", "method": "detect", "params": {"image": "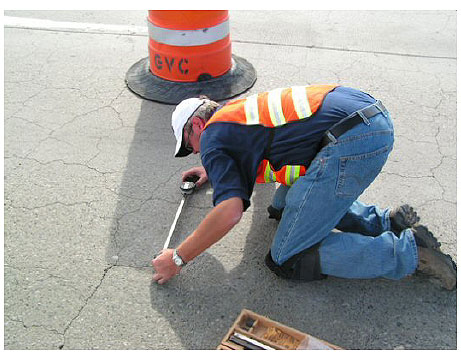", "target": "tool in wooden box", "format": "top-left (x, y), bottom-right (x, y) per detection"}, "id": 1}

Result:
top-left (224, 317), bottom-right (274, 350)
top-left (162, 175), bottom-right (199, 250)
top-left (219, 309), bottom-right (341, 350)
